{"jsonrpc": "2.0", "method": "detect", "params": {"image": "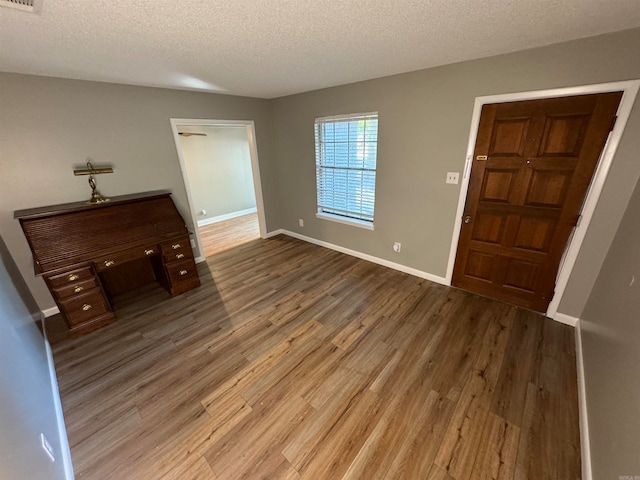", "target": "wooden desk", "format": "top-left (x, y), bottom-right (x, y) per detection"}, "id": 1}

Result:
top-left (15, 190), bottom-right (201, 336)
